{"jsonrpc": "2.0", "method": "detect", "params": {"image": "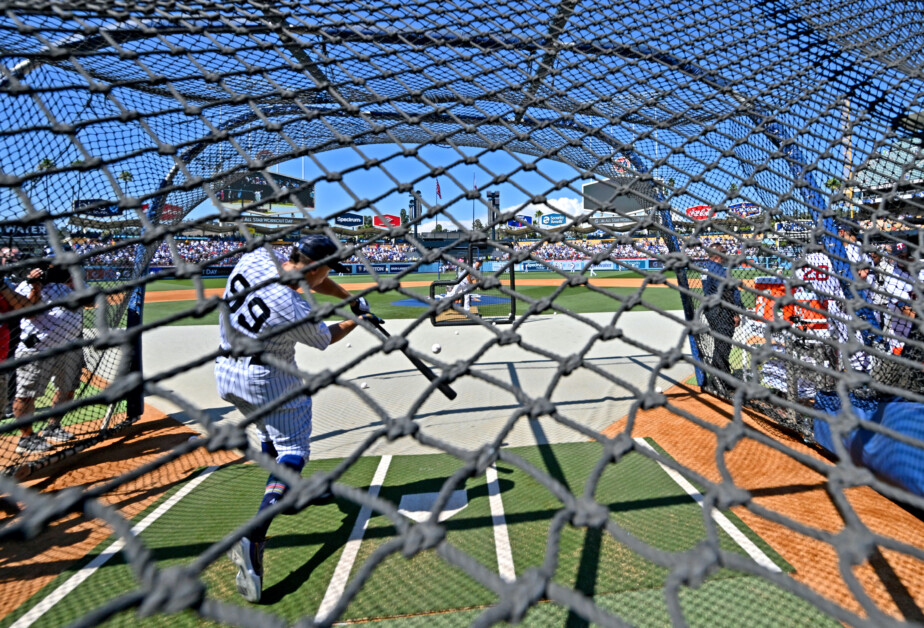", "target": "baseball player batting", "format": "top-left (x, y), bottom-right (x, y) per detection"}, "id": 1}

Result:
top-left (215, 234), bottom-right (382, 603)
